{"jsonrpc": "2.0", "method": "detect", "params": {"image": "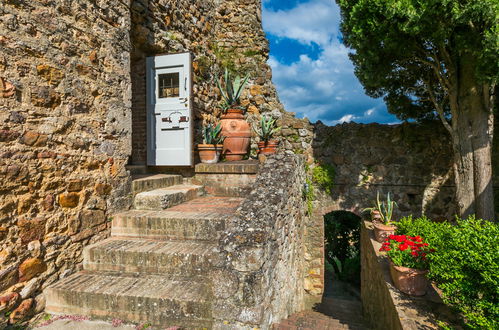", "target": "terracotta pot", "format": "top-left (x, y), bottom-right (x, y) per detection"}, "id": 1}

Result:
top-left (389, 261), bottom-right (429, 296)
top-left (220, 109), bottom-right (250, 161)
top-left (258, 140), bottom-right (278, 155)
top-left (198, 144), bottom-right (223, 164)
top-left (373, 221), bottom-right (396, 243)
